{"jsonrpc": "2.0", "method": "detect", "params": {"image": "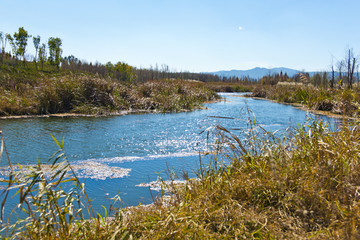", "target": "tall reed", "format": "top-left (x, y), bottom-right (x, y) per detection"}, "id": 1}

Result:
top-left (0, 132), bottom-right (129, 239)
top-left (1, 114), bottom-right (360, 239)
